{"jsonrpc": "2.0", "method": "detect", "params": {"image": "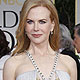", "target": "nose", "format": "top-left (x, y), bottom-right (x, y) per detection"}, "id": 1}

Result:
top-left (34, 22), bottom-right (39, 31)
